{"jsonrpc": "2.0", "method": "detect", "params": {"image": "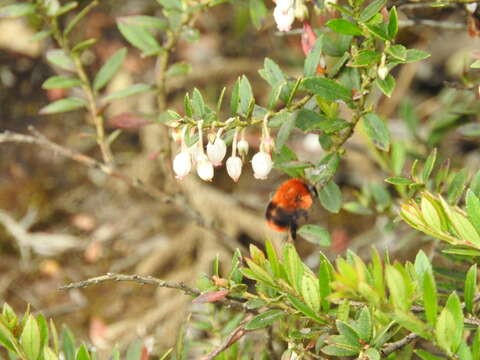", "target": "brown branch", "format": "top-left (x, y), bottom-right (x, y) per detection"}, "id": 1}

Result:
top-left (381, 333), bottom-right (420, 356)
top-left (399, 19), bottom-right (466, 30)
top-left (59, 273), bottom-right (201, 296)
top-left (197, 319), bottom-right (252, 360)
